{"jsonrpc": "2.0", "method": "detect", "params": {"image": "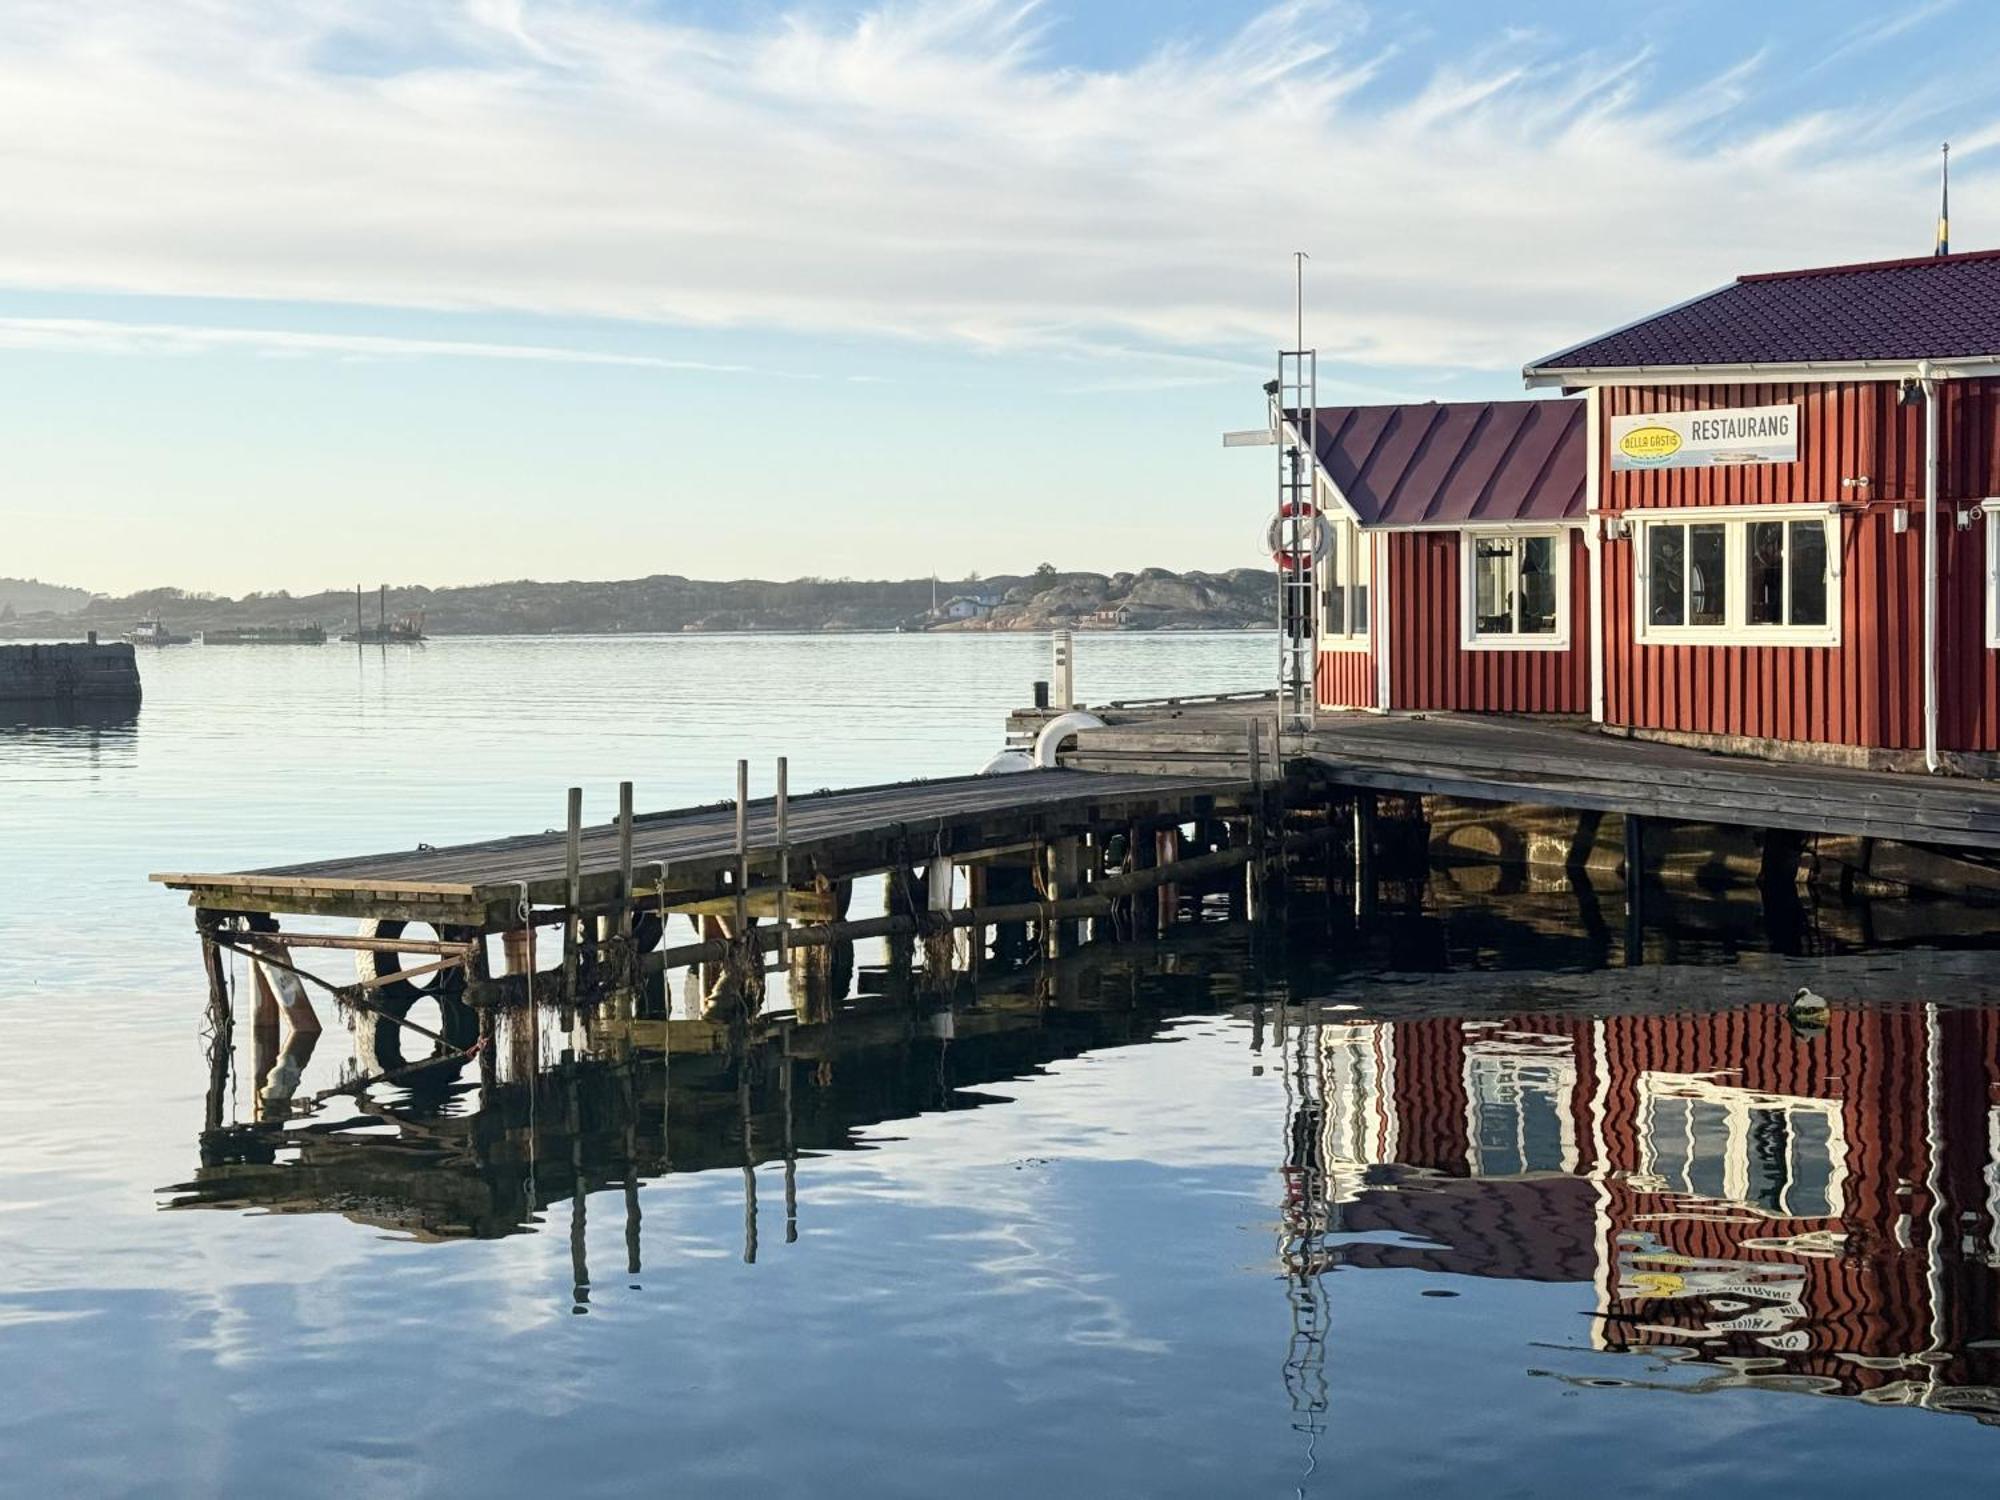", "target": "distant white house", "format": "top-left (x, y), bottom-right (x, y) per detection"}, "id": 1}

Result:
top-left (935, 594), bottom-right (997, 622)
